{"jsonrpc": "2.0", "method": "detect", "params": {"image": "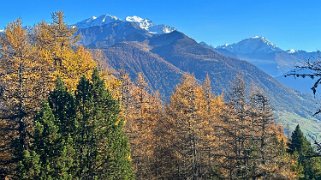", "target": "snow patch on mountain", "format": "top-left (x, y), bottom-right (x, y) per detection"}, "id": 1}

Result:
top-left (287, 49), bottom-right (297, 54)
top-left (216, 43), bottom-right (229, 49)
top-left (75, 14), bottom-right (120, 29)
top-left (125, 16), bottom-right (152, 30)
top-left (148, 24), bottom-right (175, 34)
top-left (125, 15), bottom-right (175, 34)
